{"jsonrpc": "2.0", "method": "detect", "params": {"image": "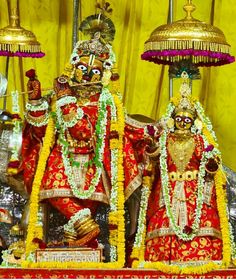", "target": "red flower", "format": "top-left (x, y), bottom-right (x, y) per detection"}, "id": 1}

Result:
top-left (110, 73), bottom-right (119, 81)
top-left (147, 125), bottom-right (155, 136)
top-left (8, 160), bottom-right (20, 168)
top-left (11, 113), bottom-right (21, 120)
top-left (205, 144), bottom-right (214, 152)
top-left (32, 238), bottom-right (47, 249)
